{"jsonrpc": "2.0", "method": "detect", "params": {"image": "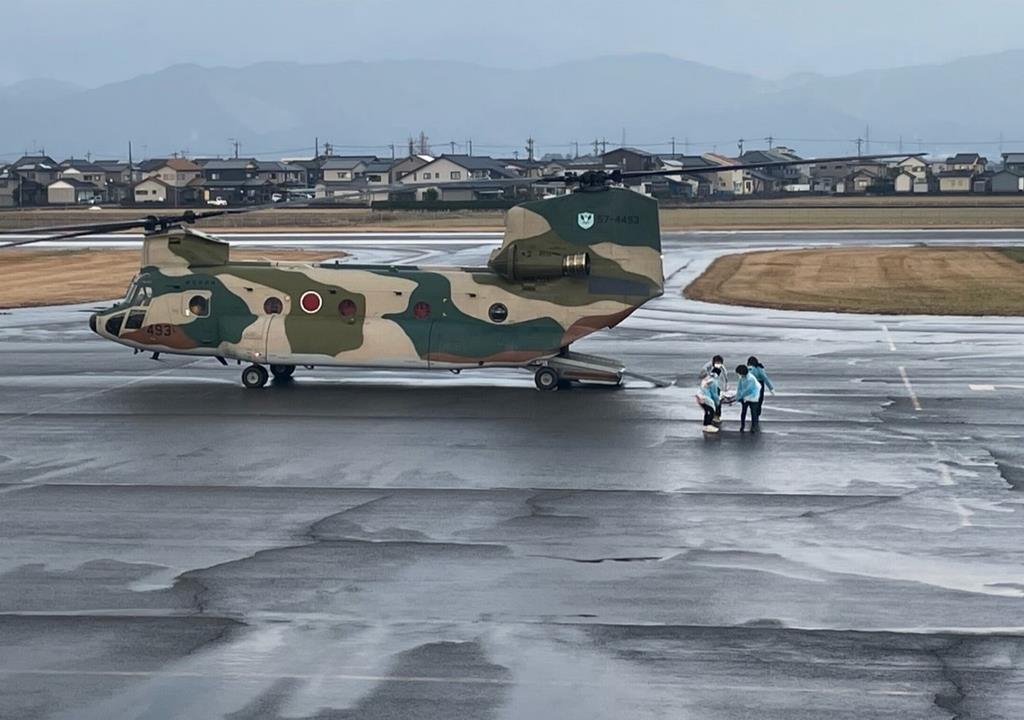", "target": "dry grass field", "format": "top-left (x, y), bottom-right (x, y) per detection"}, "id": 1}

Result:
top-left (684, 247), bottom-right (1024, 315)
top-left (0, 249), bottom-right (339, 309)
